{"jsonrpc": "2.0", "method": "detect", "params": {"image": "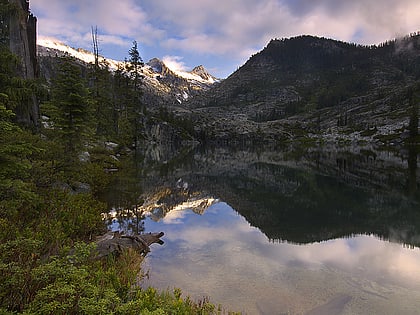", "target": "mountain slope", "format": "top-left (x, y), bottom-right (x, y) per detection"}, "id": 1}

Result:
top-left (188, 34), bottom-right (420, 144)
